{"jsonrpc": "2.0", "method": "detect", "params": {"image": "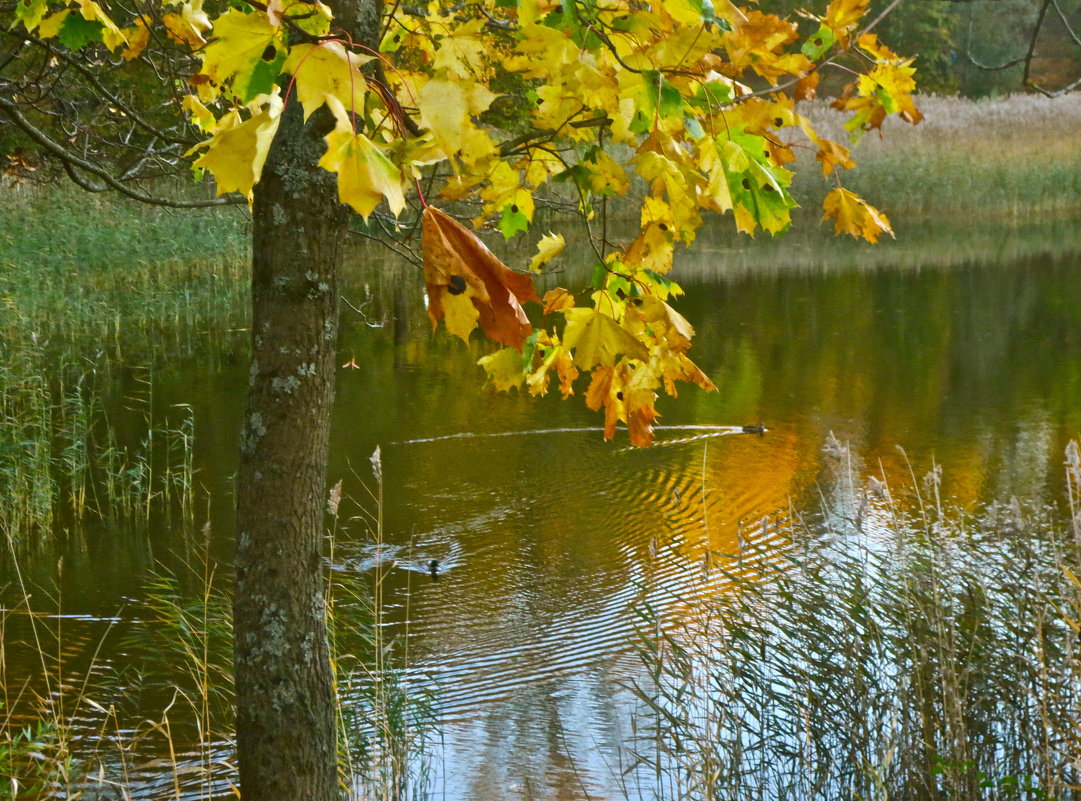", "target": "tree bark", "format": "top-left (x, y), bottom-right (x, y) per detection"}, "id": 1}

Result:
top-left (233, 2), bottom-right (380, 799)
top-left (234, 98), bottom-right (348, 801)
